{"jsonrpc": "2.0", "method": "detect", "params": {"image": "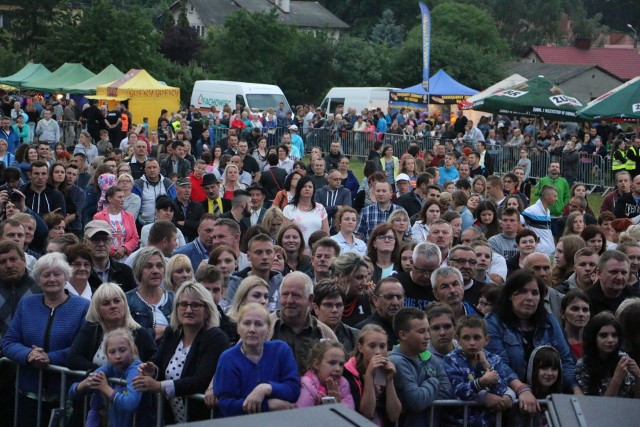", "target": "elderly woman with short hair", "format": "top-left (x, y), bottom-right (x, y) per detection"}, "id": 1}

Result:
top-left (126, 246), bottom-right (173, 342)
top-left (133, 281), bottom-right (230, 423)
top-left (2, 253), bottom-right (89, 427)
